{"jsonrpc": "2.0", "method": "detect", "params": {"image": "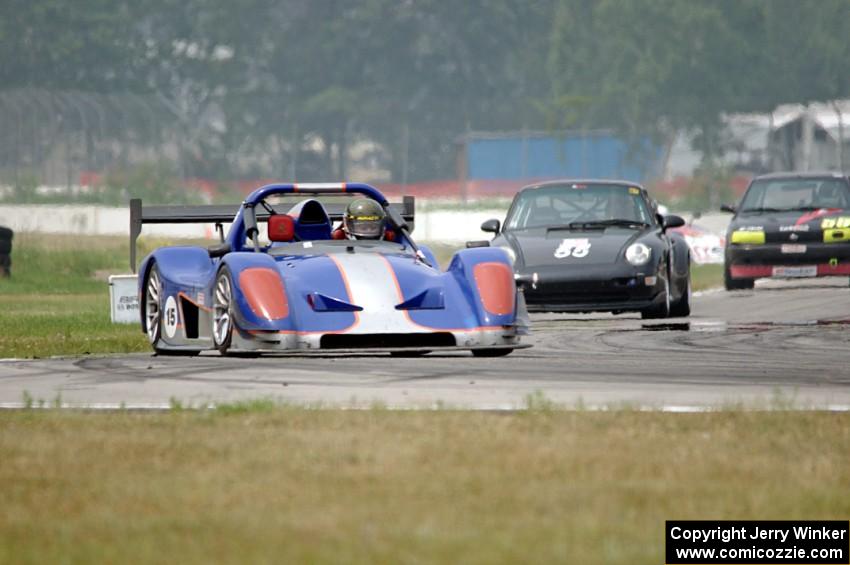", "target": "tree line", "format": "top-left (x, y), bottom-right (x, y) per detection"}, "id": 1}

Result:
top-left (1, 0), bottom-right (848, 185)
